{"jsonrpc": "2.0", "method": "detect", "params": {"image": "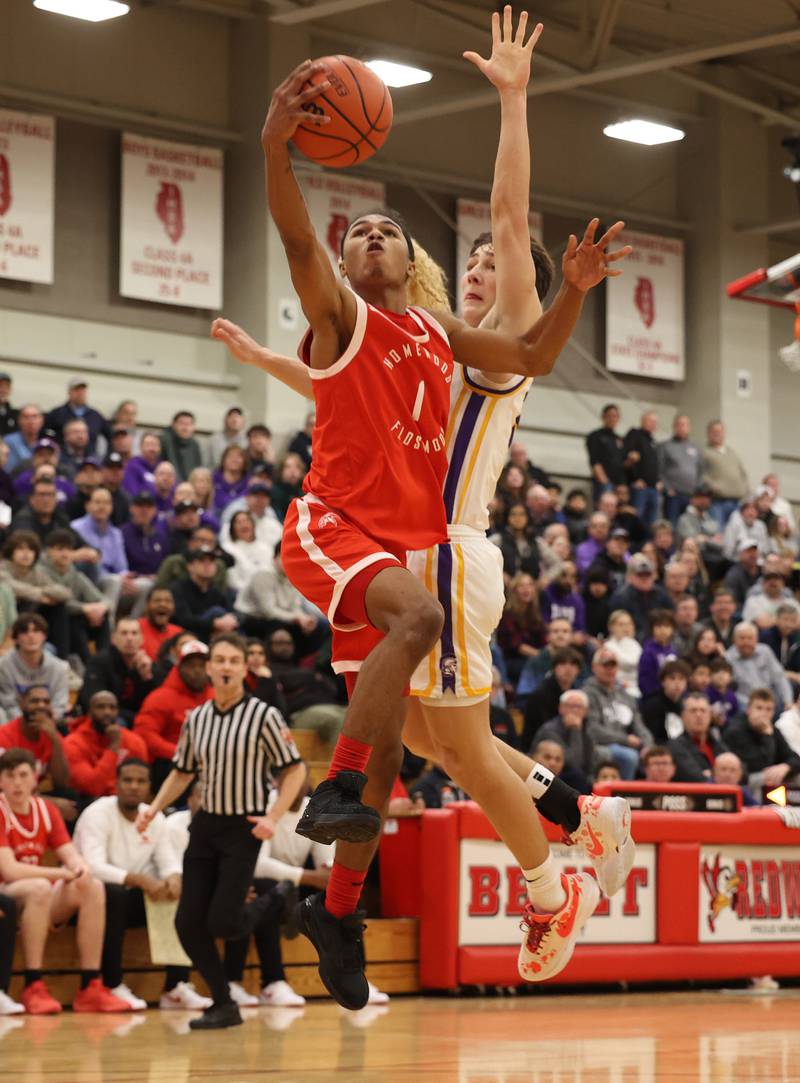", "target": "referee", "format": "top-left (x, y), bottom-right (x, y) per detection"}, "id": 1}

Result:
top-left (137, 633), bottom-right (304, 1030)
